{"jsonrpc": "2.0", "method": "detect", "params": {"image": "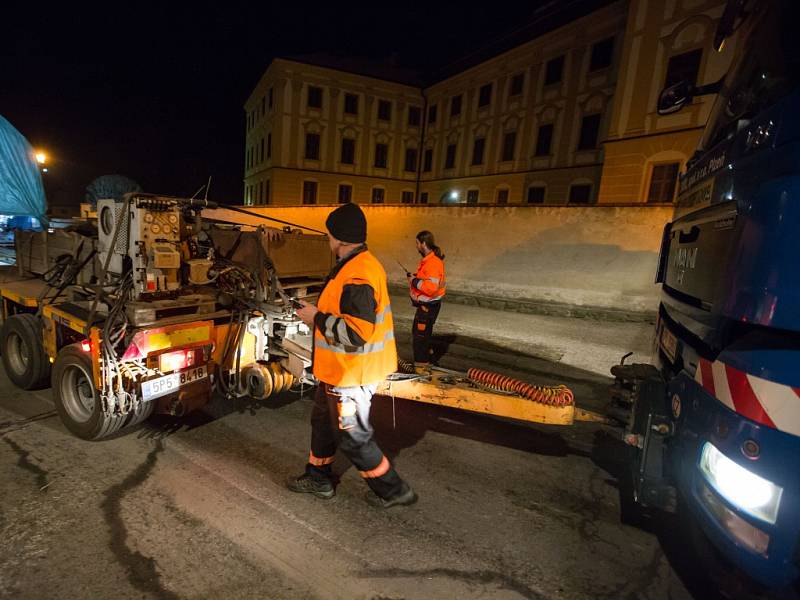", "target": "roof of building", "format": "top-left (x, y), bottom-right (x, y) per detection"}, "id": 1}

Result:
top-left (430, 0), bottom-right (619, 83)
top-left (274, 0), bottom-right (618, 89)
top-left (279, 53), bottom-right (426, 88)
